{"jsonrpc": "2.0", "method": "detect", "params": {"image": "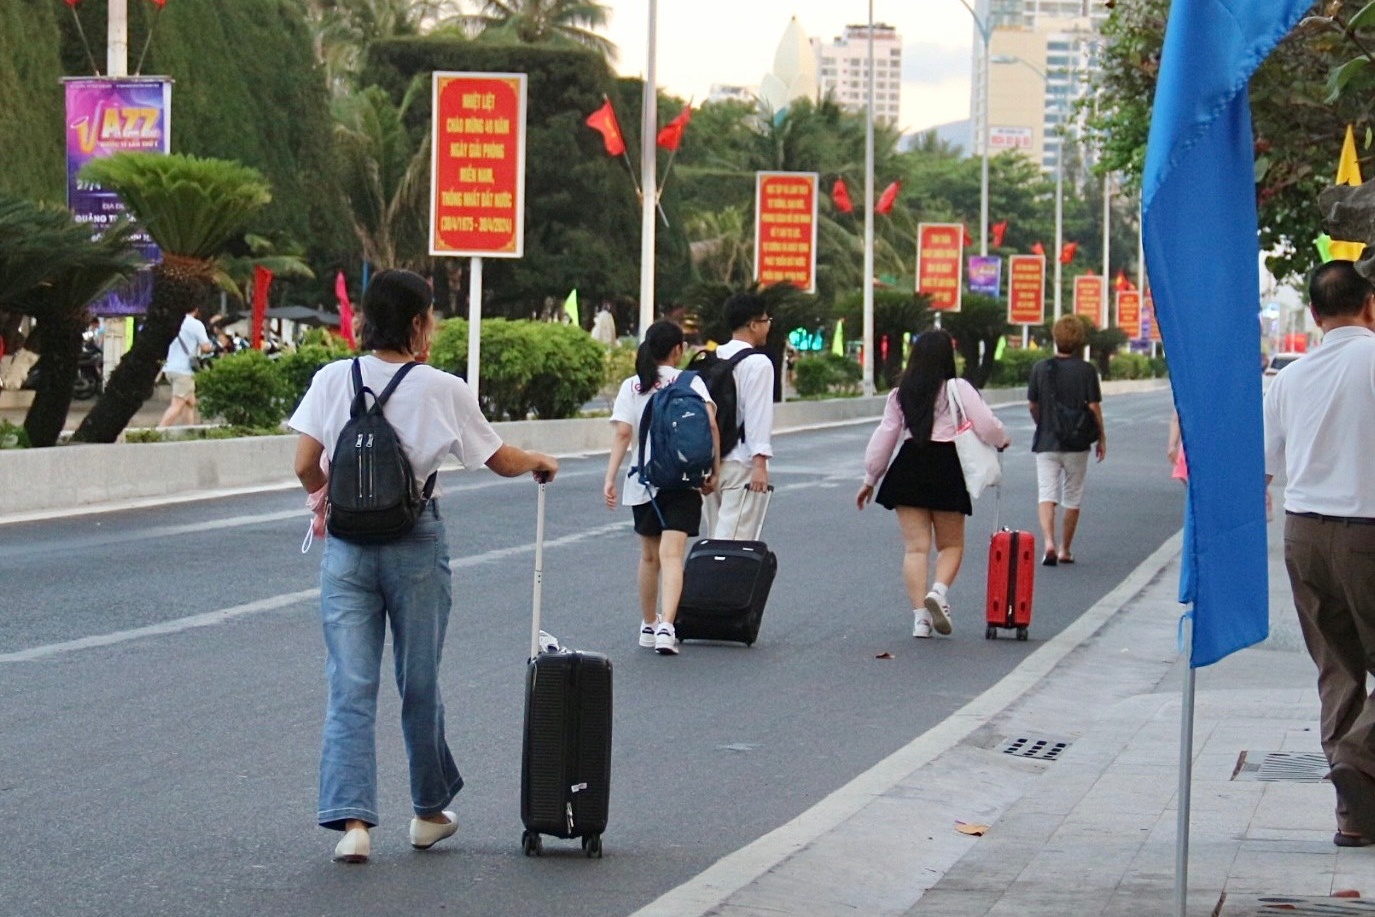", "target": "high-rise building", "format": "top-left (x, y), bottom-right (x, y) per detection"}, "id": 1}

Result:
top-left (970, 0), bottom-right (1107, 172)
top-left (811, 23), bottom-right (903, 125)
